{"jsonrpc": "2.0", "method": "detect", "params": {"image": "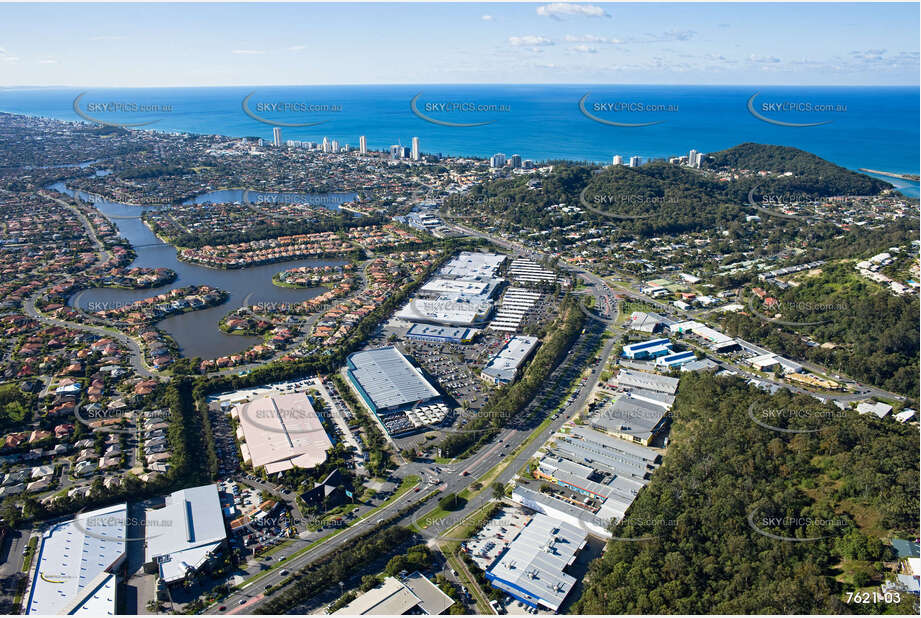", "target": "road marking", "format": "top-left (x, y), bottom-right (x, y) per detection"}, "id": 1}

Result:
top-left (462, 430), bottom-right (512, 476)
top-left (226, 594), bottom-right (264, 614)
